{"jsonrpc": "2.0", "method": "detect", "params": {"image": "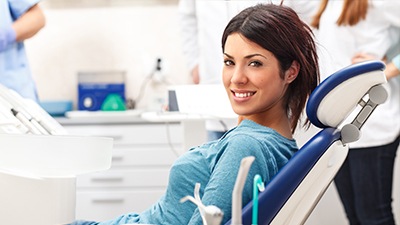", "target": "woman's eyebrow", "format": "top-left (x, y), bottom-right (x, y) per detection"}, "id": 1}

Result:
top-left (244, 53), bottom-right (267, 59)
top-left (224, 52), bottom-right (267, 59)
top-left (223, 53), bottom-right (234, 58)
